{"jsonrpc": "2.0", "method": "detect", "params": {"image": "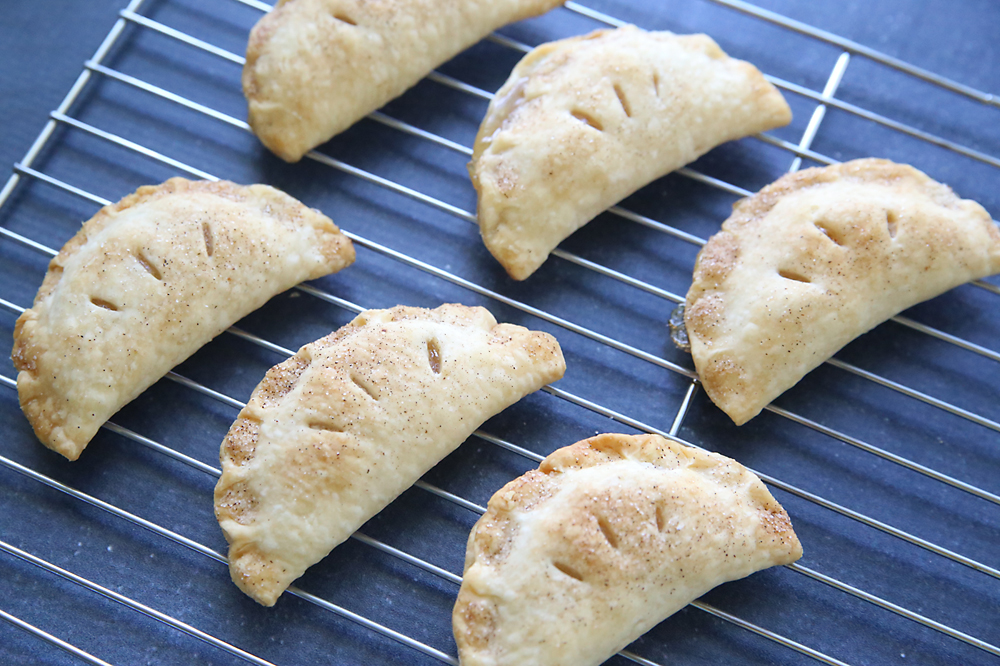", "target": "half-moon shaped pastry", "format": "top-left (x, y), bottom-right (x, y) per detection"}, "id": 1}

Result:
top-left (214, 304), bottom-right (566, 606)
top-left (12, 178), bottom-right (355, 460)
top-left (244, 0), bottom-right (564, 162)
top-left (453, 433), bottom-right (802, 666)
top-left (470, 25), bottom-right (792, 280)
top-left (685, 158), bottom-right (1000, 425)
